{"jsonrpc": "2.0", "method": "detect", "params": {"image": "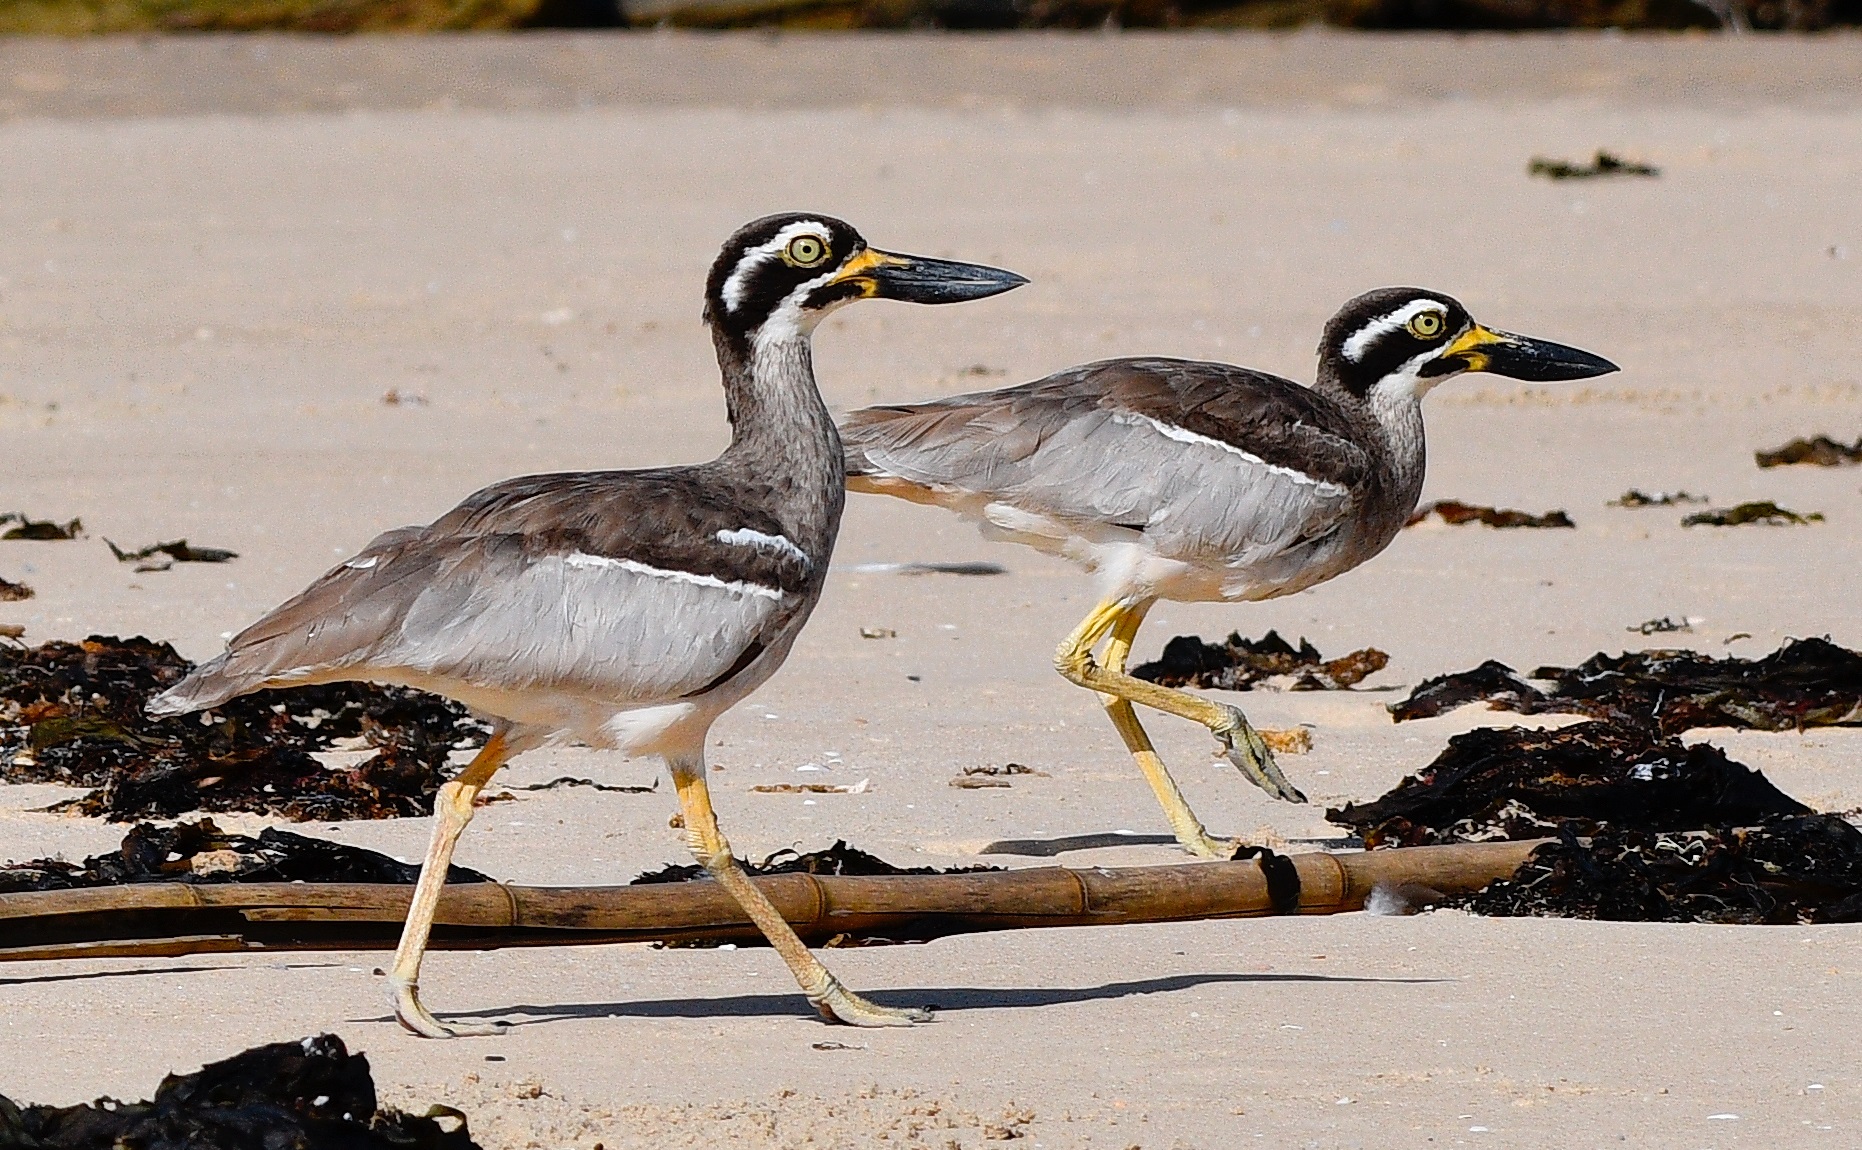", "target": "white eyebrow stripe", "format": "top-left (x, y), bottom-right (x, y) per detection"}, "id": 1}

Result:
top-left (561, 550), bottom-right (784, 600)
top-left (716, 527), bottom-right (811, 568)
top-left (1341, 298), bottom-right (1452, 362)
top-left (1122, 413), bottom-right (1348, 494)
top-left (720, 219), bottom-right (833, 313)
